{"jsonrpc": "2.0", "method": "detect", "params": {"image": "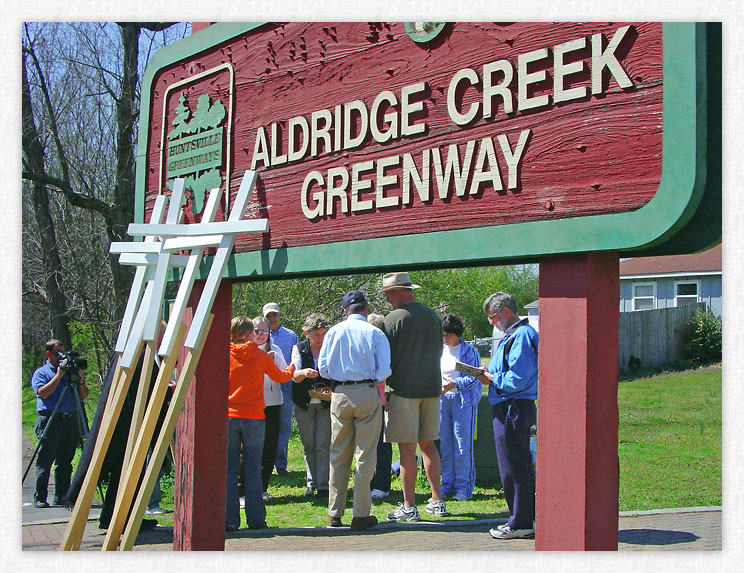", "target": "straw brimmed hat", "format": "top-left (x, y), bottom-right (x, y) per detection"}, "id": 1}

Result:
top-left (381, 272), bottom-right (421, 291)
